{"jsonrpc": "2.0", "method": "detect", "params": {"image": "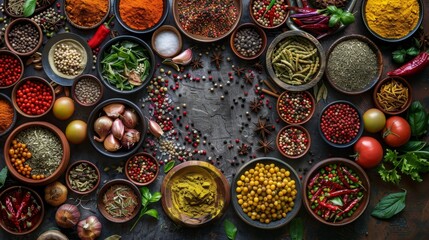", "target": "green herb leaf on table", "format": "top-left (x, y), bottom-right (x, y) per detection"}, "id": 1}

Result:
top-left (290, 217), bottom-right (304, 240)
top-left (371, 190), bottom-right (406, 219)
top-left (400, 141), bottom-right (426, 152)
top-left (144, 209), bottom-right (159, 219)
top-left (406, 47), bottom-right (420, 57)
top-left (23, 0), bottom-right (37, 17)
top-left (224, 219), bottom-right (237, 240)
top-left (407, 101), bottom-right (428, 137)
top-left (0, 167), bottom-right (8, 189)
top-left (339, 12), bottom-right (355, 25)
top-left (149, 192), bottom-right (162, 203)
top-left (392, 49), bottom-right (407, 64)
top-left (130, 187), bottom-right (162, 231)
top-left (164, 161), bottom-right (175, 173)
